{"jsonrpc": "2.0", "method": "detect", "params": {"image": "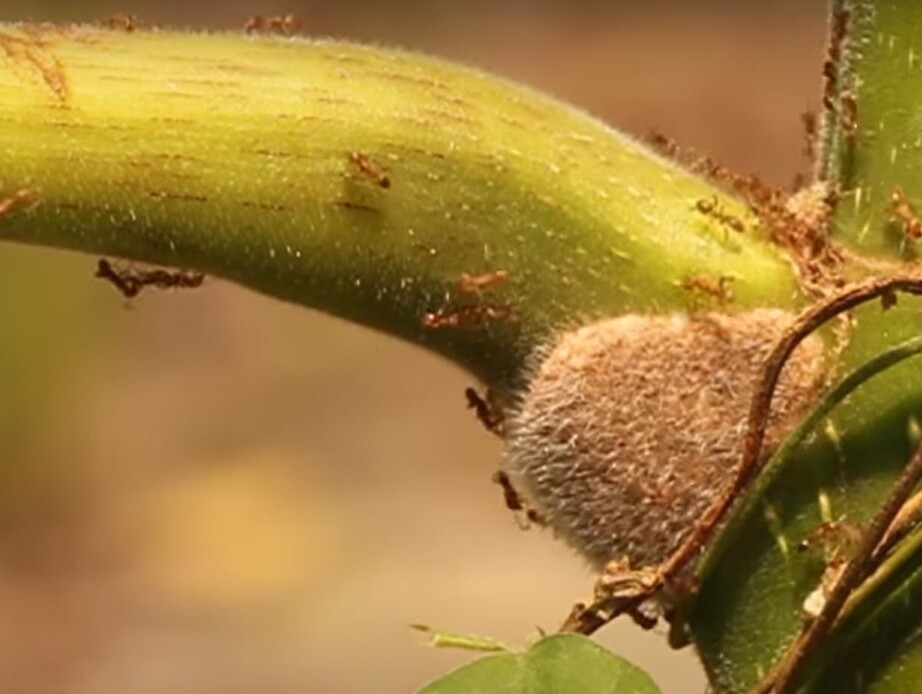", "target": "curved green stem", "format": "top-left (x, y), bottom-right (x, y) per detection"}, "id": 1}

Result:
top-left (0, 23), bottom-right (801, 390)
